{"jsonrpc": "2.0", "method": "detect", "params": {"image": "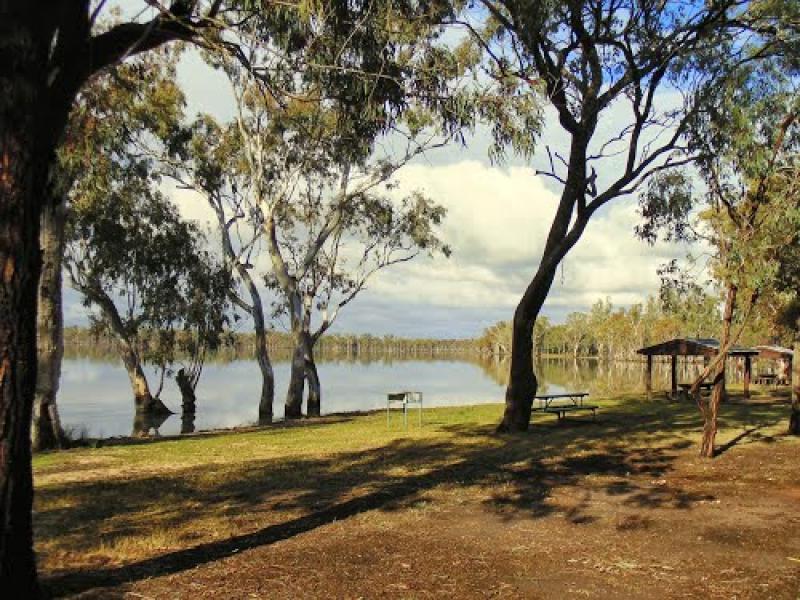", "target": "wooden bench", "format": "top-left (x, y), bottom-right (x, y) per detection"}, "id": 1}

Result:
top-left (532, 392), bottom-right (597, 423)
top-left (754, 373), bottom-right (778, 386)
top-left (677, 382), bottom-right (714, 400)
